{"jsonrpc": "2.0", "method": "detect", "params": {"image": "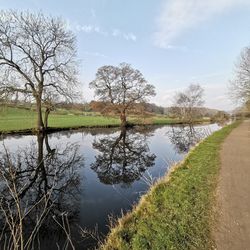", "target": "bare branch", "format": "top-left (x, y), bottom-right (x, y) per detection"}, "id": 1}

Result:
top-left (230, 46), bottom-right (250, 105)
top-left (171, 84), bottom-right (204, 123)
